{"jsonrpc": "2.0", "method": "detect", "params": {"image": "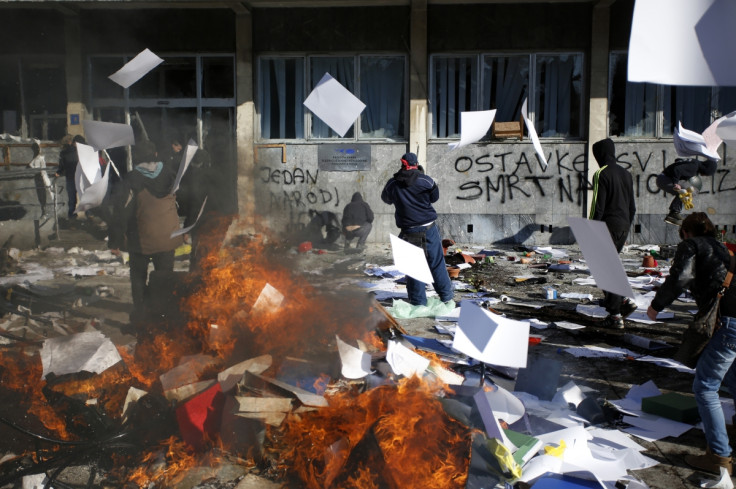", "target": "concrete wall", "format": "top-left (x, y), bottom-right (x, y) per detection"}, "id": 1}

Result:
top-left (253, 141), bottom-right (736, 247)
